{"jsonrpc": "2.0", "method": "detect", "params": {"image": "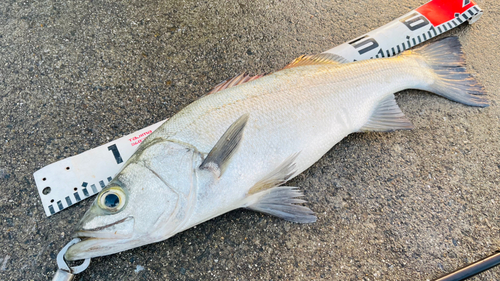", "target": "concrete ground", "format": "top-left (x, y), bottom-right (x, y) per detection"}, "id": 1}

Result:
top-left (1, 0), bottom-right (499, 280)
